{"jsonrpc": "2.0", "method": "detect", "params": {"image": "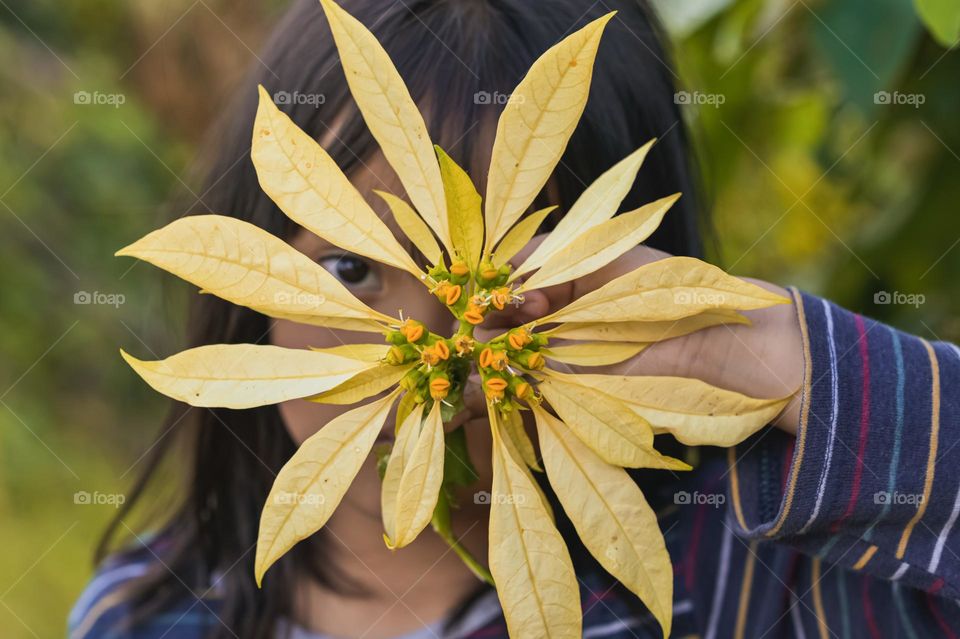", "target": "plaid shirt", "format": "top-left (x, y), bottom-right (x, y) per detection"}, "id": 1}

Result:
top-left (69, 290), bottom-right (960, 638)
